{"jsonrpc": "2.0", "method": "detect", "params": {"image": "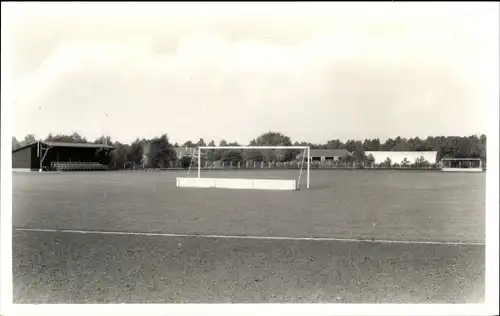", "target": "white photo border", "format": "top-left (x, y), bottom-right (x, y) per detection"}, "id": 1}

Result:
top-left (1, 2), bottom-right (498, 316)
